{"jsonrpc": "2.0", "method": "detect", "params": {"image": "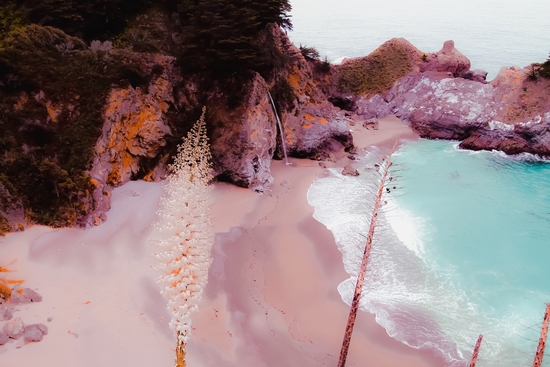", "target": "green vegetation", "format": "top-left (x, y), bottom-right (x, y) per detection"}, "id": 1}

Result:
top-left (337, 40), bottom-right (419, 96)
top-left (538, 53), bottom-right (550, 79)
top-left (299, 45), bottom-right (320, 60)
top-left (0, 0), bottom-right (293, 229)
top-left (175, 0), bottom-right (292, 76)
top-left (0, 24), bottom-right (155, 226)
top-left (527, 53), bottom-right (550, 80)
